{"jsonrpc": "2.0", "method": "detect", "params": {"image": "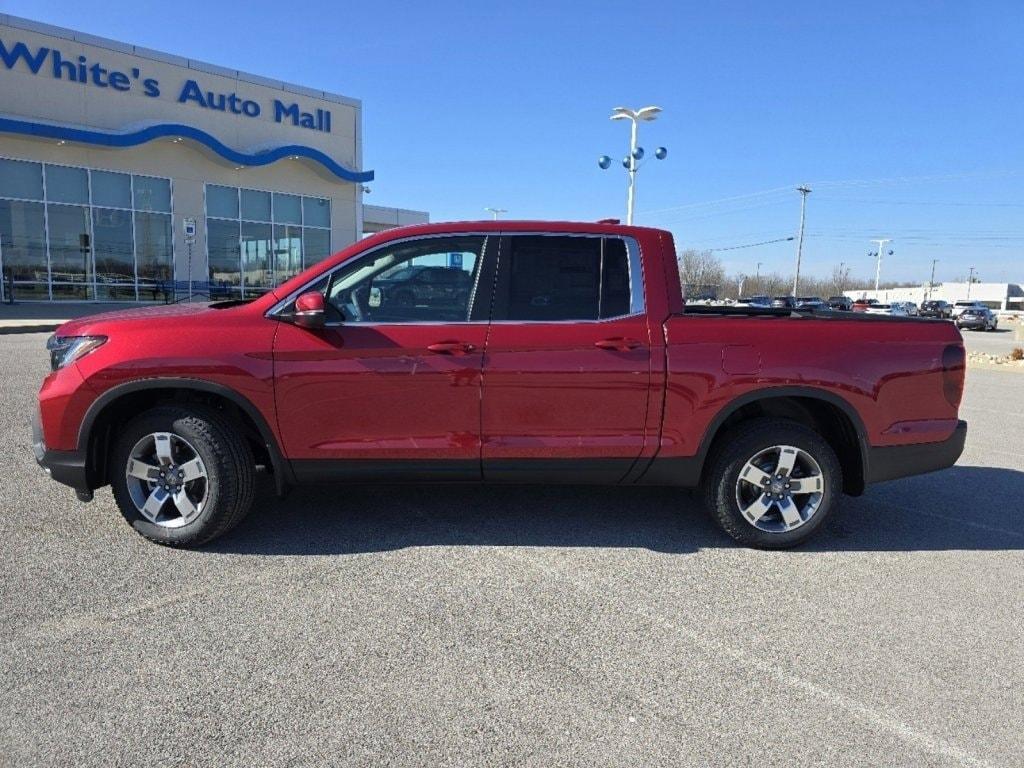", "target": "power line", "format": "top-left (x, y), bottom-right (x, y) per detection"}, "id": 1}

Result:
top-left (708, 236), bottom-right (795, 251)
top-left (639, 169), bottom-right (1023, 217)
